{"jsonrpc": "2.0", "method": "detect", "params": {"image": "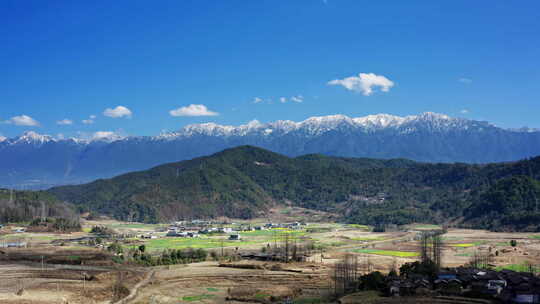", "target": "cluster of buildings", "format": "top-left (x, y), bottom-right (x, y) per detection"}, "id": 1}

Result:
top-left (388, 267), bottom-right (540, 303)
top-left (0, 240), bottom-right (27, 248)
top-left (163, 220), bottom-right (306, 241)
